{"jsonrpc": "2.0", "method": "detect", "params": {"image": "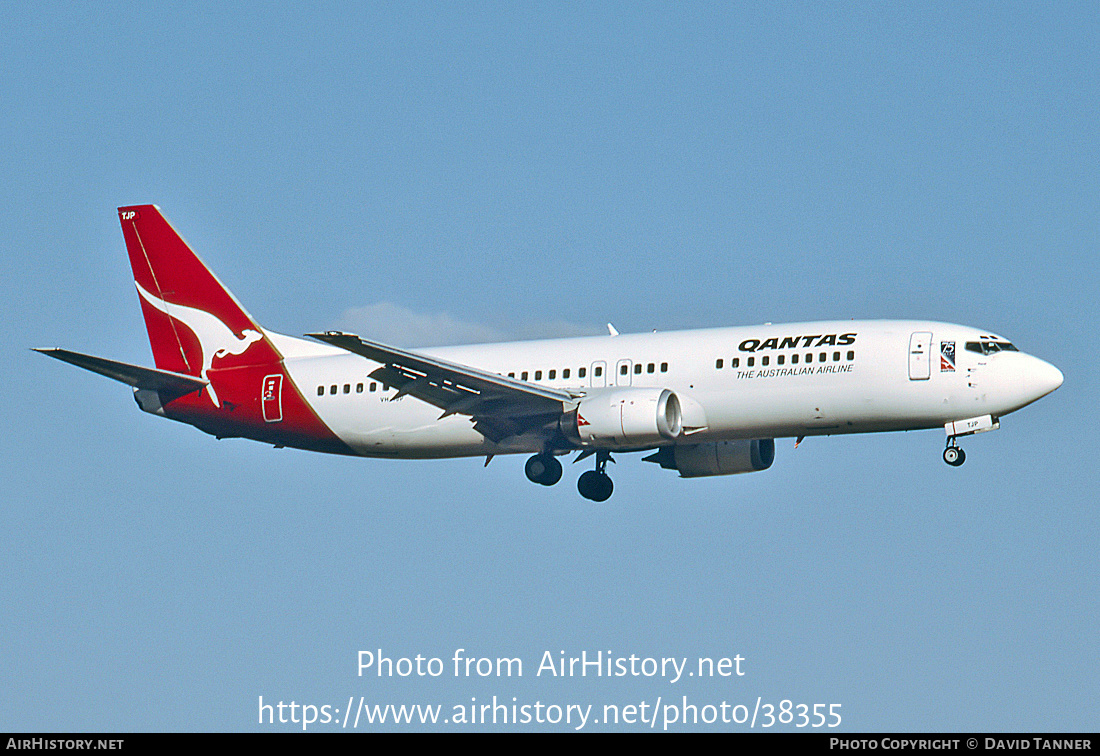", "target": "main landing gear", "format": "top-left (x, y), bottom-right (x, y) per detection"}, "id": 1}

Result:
top-left (524, 450), bottom-right (615, 501)
top-left (576, 450), bottom-right (614, 502)
top-left (524, 453), bottom-right (563, 486)
top-left (943, 438), bottom-right (966, 467)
